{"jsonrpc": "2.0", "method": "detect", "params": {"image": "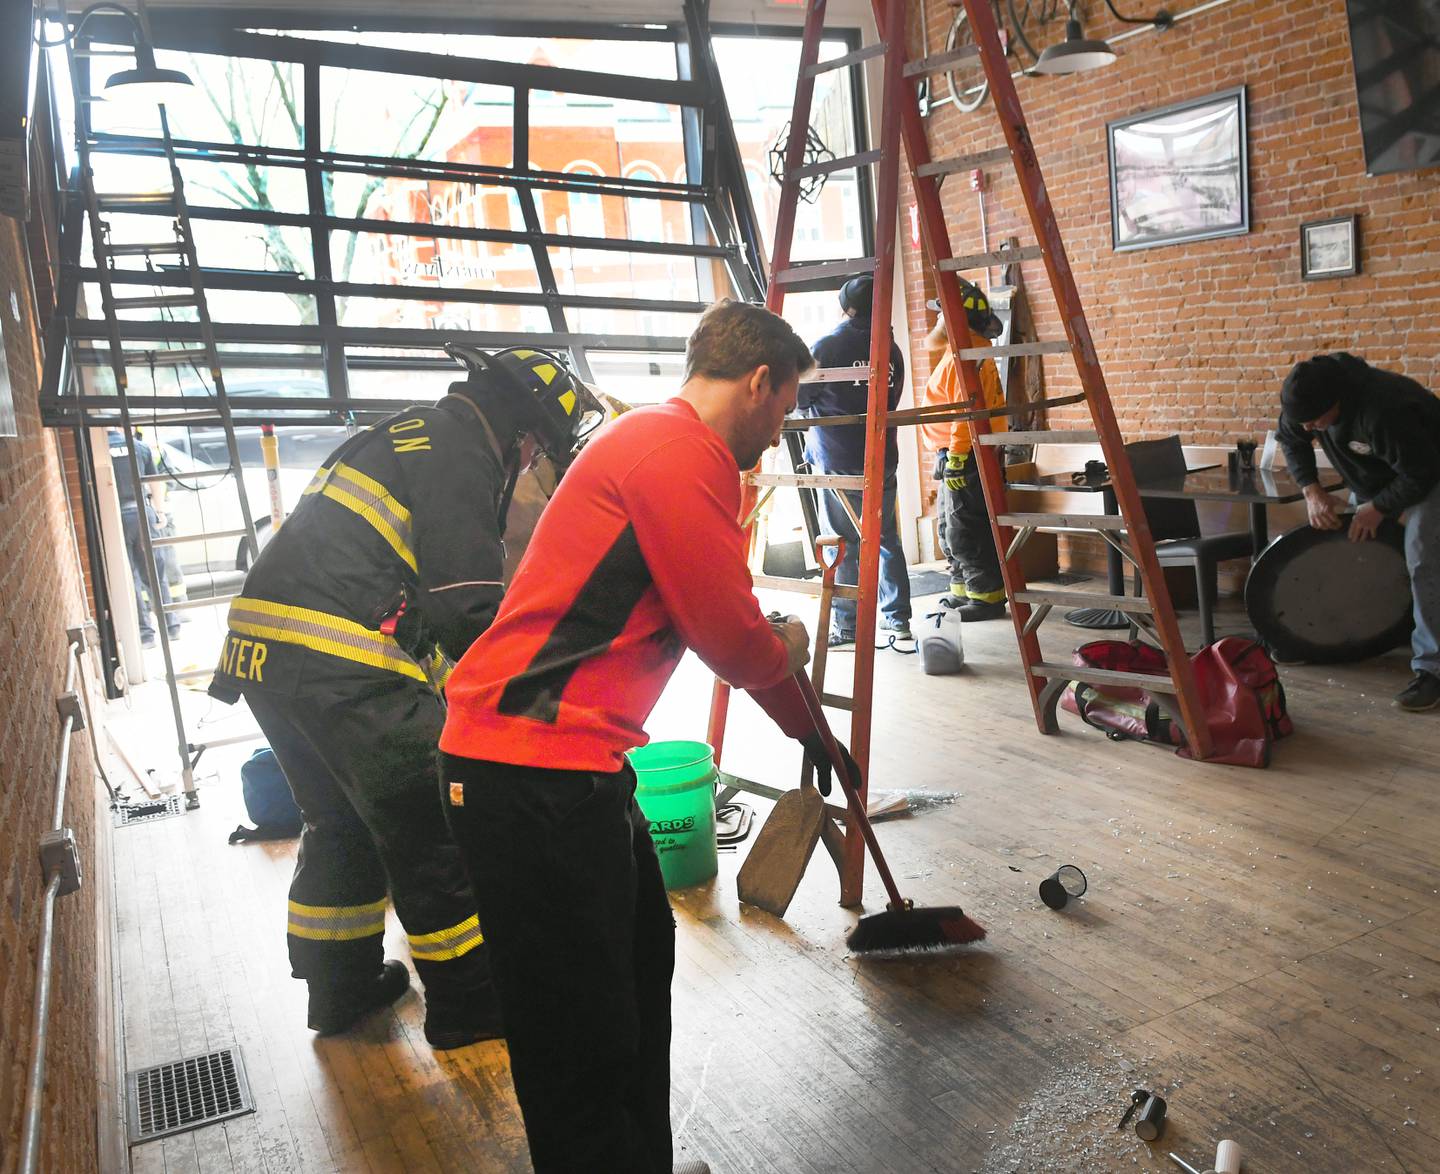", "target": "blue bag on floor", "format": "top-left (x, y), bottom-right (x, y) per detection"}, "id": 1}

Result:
top-left (229, 748), bottom-right (303, 843)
